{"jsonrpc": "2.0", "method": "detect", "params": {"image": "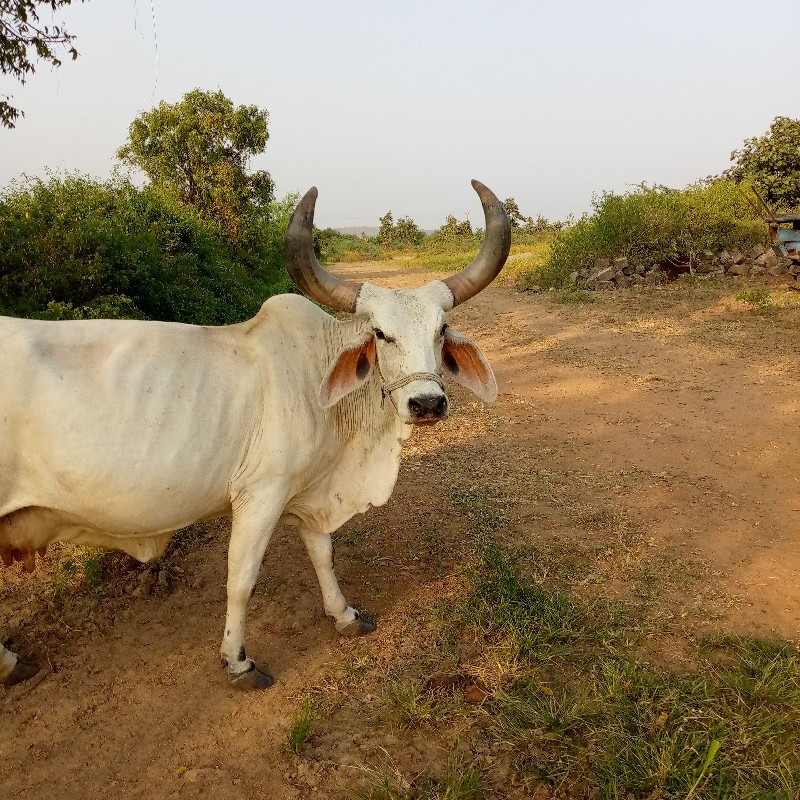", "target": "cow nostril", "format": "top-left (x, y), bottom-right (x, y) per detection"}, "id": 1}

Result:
top-left (408, 397), bottom-right (424, 417)
top-left (434, 395), bottom-right (448, 416)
